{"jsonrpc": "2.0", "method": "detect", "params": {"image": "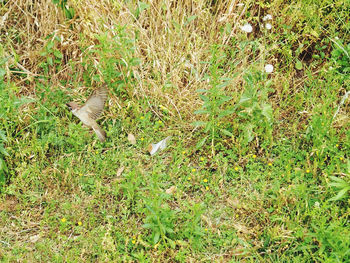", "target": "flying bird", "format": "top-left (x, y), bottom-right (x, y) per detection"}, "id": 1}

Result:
top-left (66, 86), bottom-right (108, 142)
